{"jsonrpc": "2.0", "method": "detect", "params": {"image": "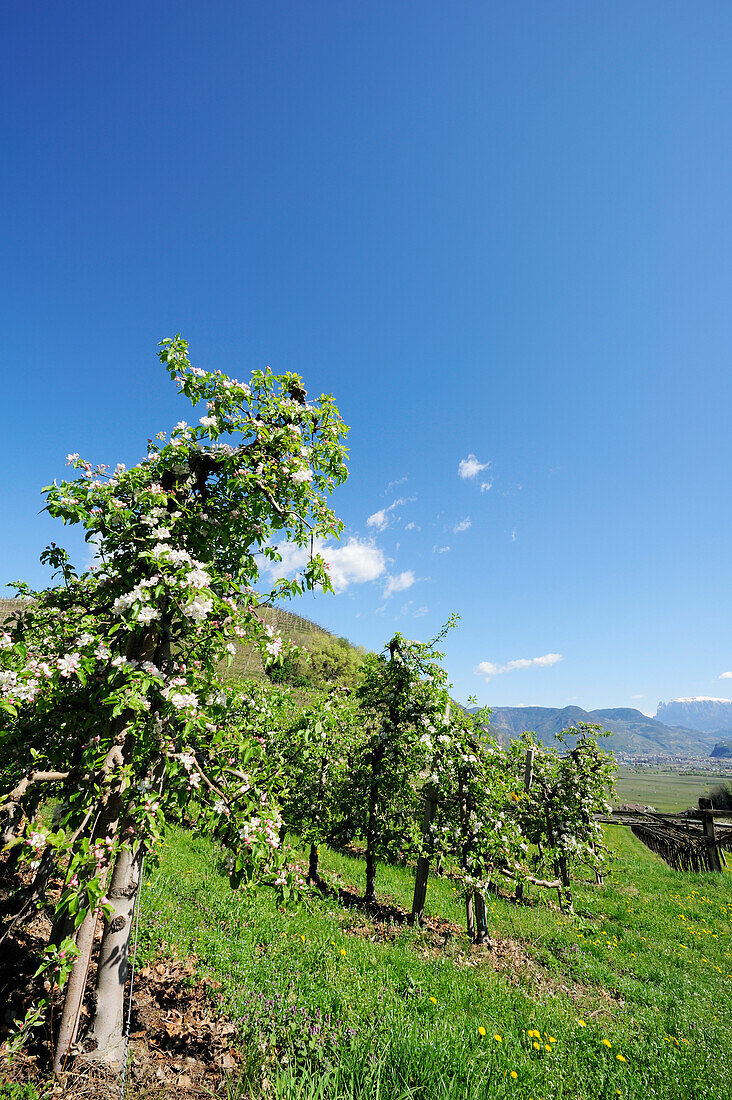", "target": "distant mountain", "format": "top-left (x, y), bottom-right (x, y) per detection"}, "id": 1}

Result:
top-left (470, 704), bottom-right (716, 755)
top-left (656, 697), bottom-right (732, 736)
